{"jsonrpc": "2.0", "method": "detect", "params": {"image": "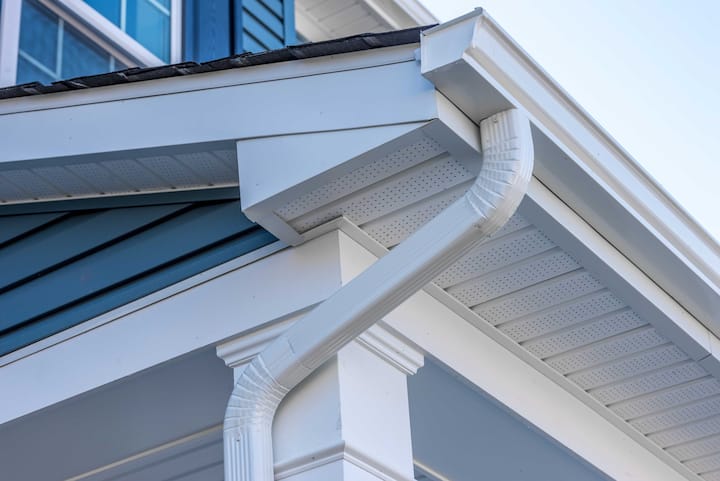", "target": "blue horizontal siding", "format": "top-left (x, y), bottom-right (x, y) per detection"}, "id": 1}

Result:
top-left (183, 0), bottom-right (232, 62)
top-left (184, 0), bottom-right (295, 61)
top-left (242, 0), bottom-right (286, 52)
top-left (242, 11), bottom-right (284, 51)
top-left (0, 197), bottom-right (276, 356)
top-left (259, 0), bottom-right (283, 18)
top-left (244, 0), bottom-right (283, 39)
top-left (242, 32), bottom-right (266, 53)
